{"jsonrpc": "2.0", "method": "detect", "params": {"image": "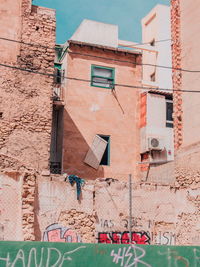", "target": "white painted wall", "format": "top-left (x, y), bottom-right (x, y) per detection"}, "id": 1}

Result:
top-left (70, 19), bottom-right (118, 48)
top-left (141, 5), bottom-right (172, 90)
top-left (140, 5), bottom-right (174, 163)
top-left (141, 93), bottom-right (174, 161)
